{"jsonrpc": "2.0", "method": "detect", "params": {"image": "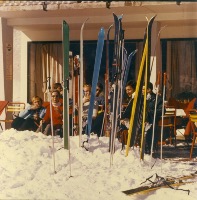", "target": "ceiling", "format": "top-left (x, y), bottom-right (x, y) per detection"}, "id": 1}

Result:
top-left (0, 1), bottom-right (197, 40)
